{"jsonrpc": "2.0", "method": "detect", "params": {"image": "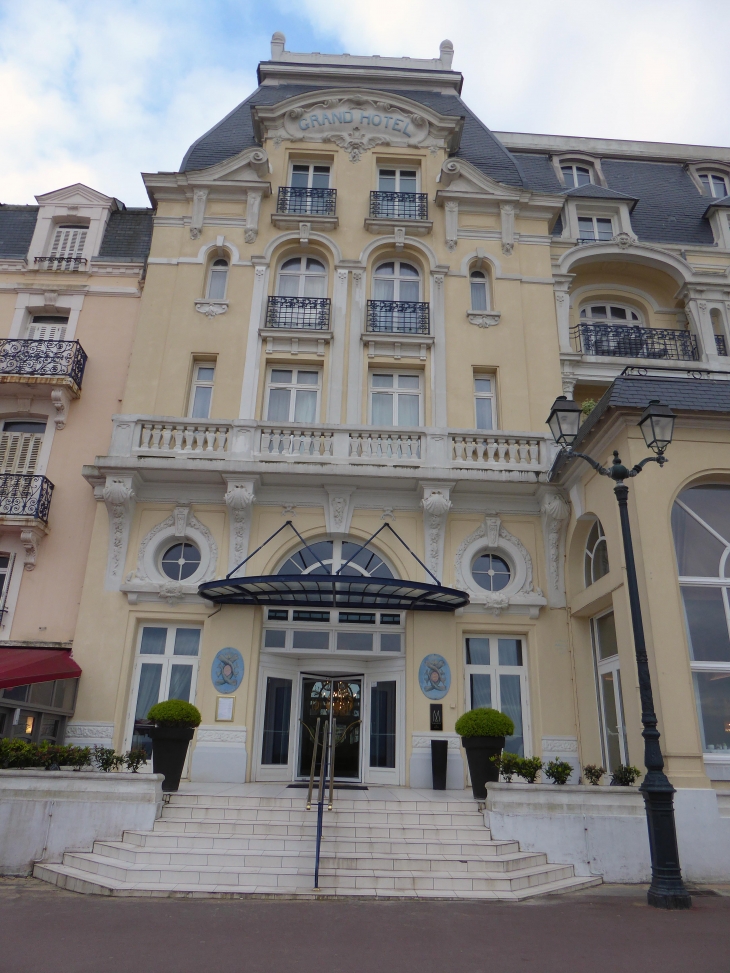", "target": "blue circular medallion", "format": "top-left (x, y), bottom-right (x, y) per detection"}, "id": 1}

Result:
top-left (211, 648), bottom-right (244, 693)
top-left (418, 654), bottom-right (451, 700)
